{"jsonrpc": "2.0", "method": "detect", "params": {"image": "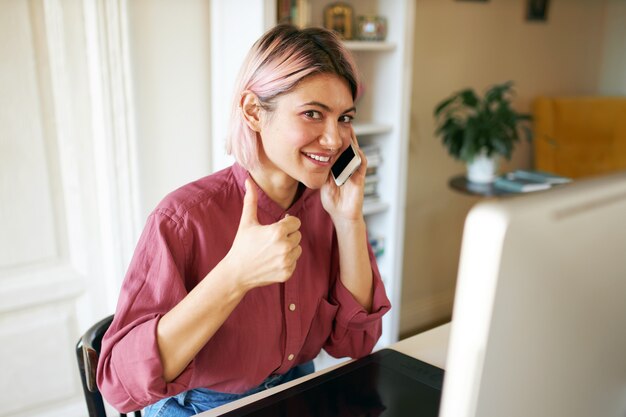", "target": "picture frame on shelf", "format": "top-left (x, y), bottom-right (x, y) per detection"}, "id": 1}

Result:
top-left (526, 0), bottom-right (550, 21)
top-left (324, 2), bottom-right (354, 40)
top-left (355, 15), bottom-right (387, 41)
